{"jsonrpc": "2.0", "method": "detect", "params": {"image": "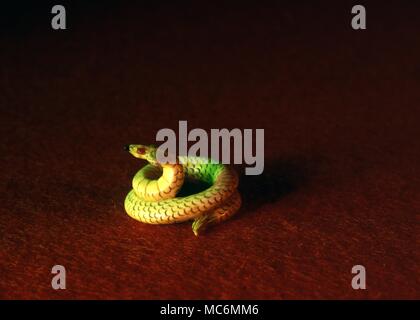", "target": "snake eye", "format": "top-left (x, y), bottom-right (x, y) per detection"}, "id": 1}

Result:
top-left (137, 147), bottom-right (146, 155)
